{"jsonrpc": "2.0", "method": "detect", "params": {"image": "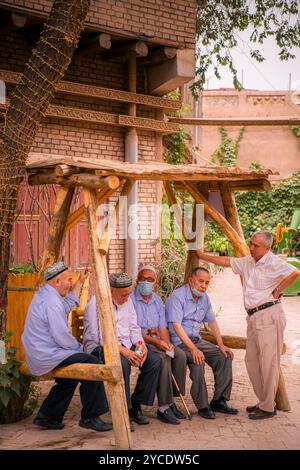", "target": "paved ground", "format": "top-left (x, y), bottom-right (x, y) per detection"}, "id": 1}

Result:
top-left (1, 268), bottom-right (300, 450)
